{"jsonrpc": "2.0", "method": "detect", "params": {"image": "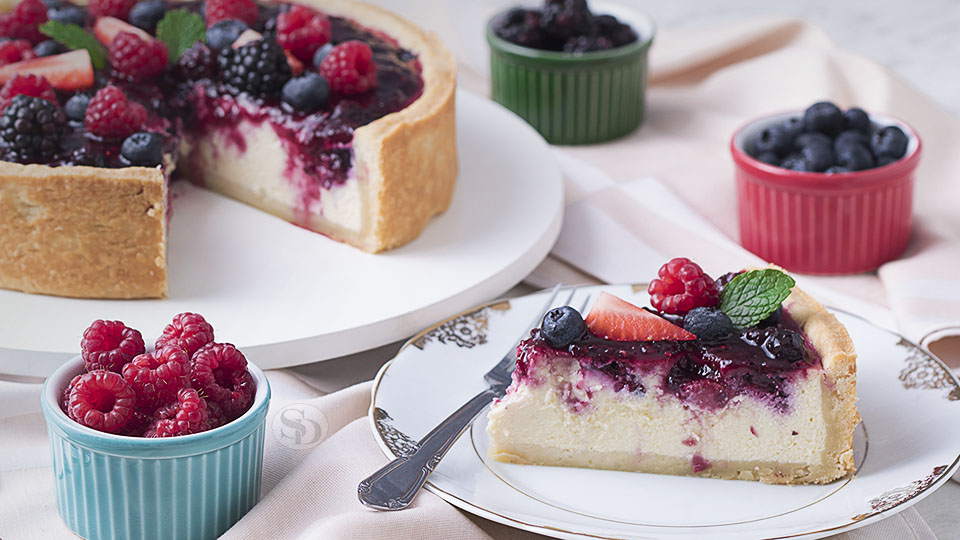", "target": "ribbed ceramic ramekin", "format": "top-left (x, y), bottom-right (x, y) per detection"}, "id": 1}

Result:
top-left (41, 356), bottom-right (271, 540)
top-left (731, 111), bottom-right (920, 275)
top-left (486, 5), bottom-right (655, 145)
